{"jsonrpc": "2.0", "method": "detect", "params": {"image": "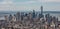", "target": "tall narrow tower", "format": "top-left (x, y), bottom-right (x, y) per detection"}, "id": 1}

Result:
top-left (41, 6), bottom-right (43, 15)
top-left (32, 10), bottom-right (35, 18)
